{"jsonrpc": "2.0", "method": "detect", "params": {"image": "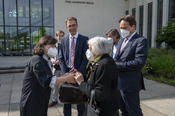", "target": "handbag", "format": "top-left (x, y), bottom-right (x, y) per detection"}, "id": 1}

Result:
top-left (87, 90), bottom-right (100, 116)
top-left (58, 82), bottom-right (87, 104)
